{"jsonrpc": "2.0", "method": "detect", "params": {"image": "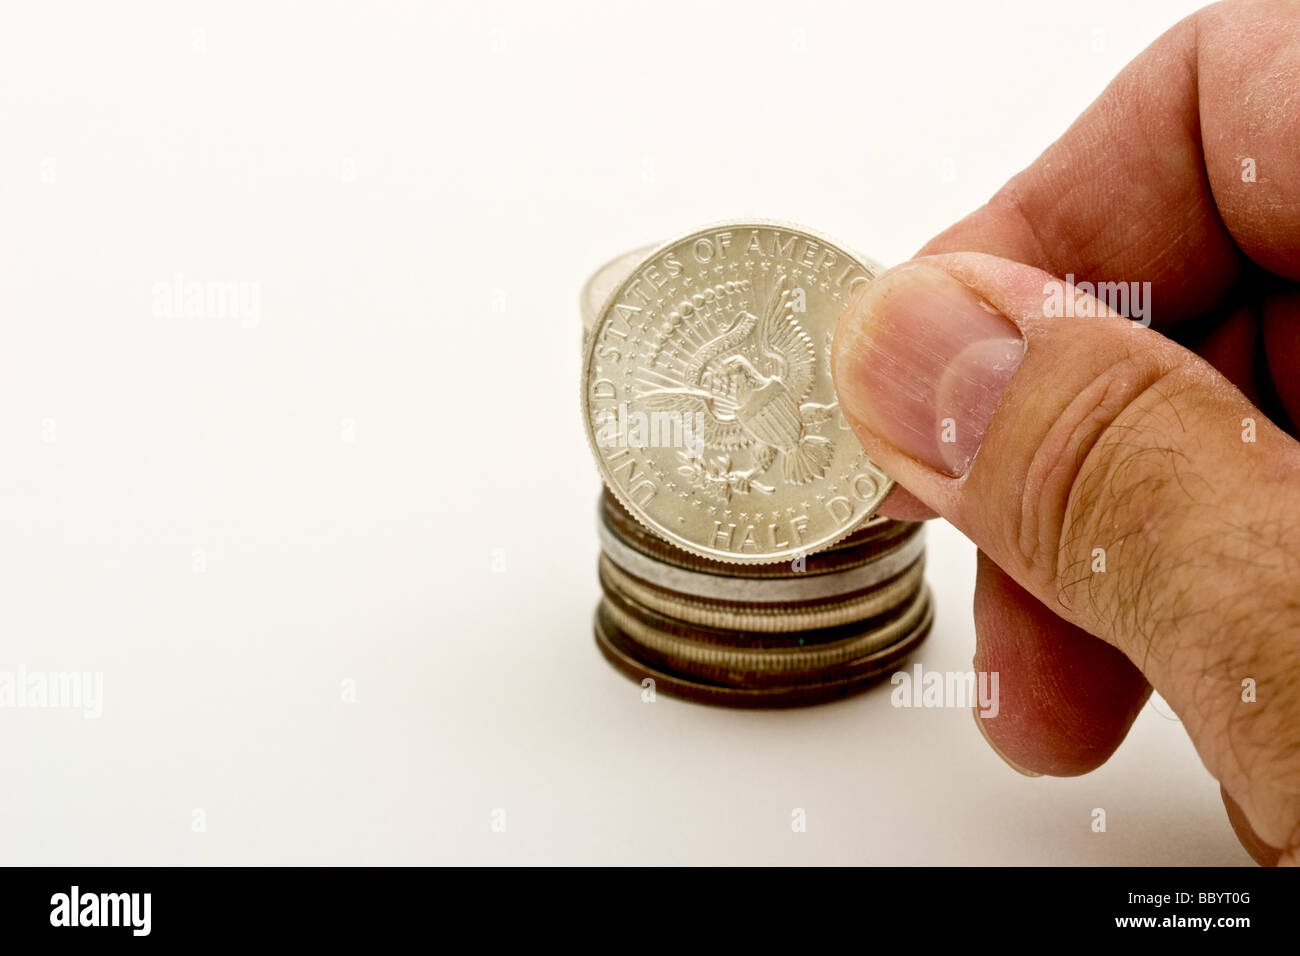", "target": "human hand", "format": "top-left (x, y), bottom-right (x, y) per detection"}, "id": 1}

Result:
top-left (832, 0), bottom-right (1300, 865)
